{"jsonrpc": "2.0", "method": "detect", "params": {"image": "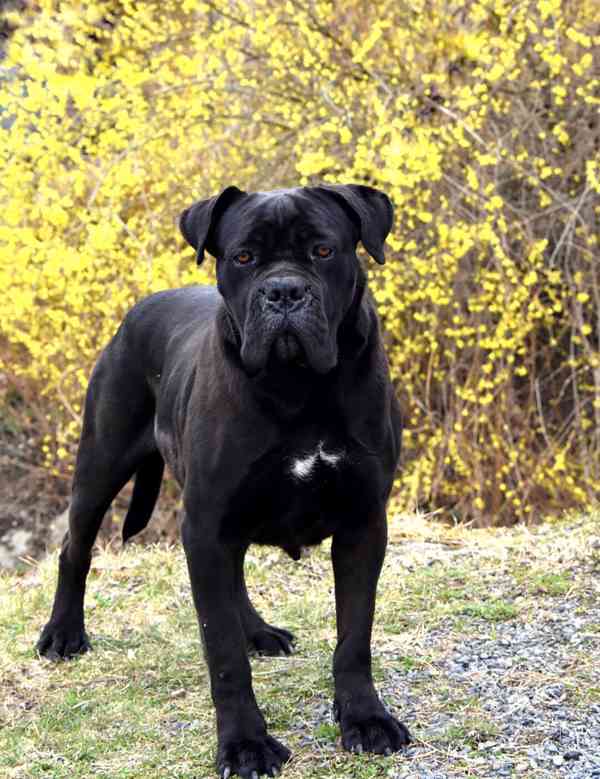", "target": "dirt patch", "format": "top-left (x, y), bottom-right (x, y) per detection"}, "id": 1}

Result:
top-left (0, 423), bottom-right (67, 569)
top-left (0, 425), bottom-right (180, 570)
